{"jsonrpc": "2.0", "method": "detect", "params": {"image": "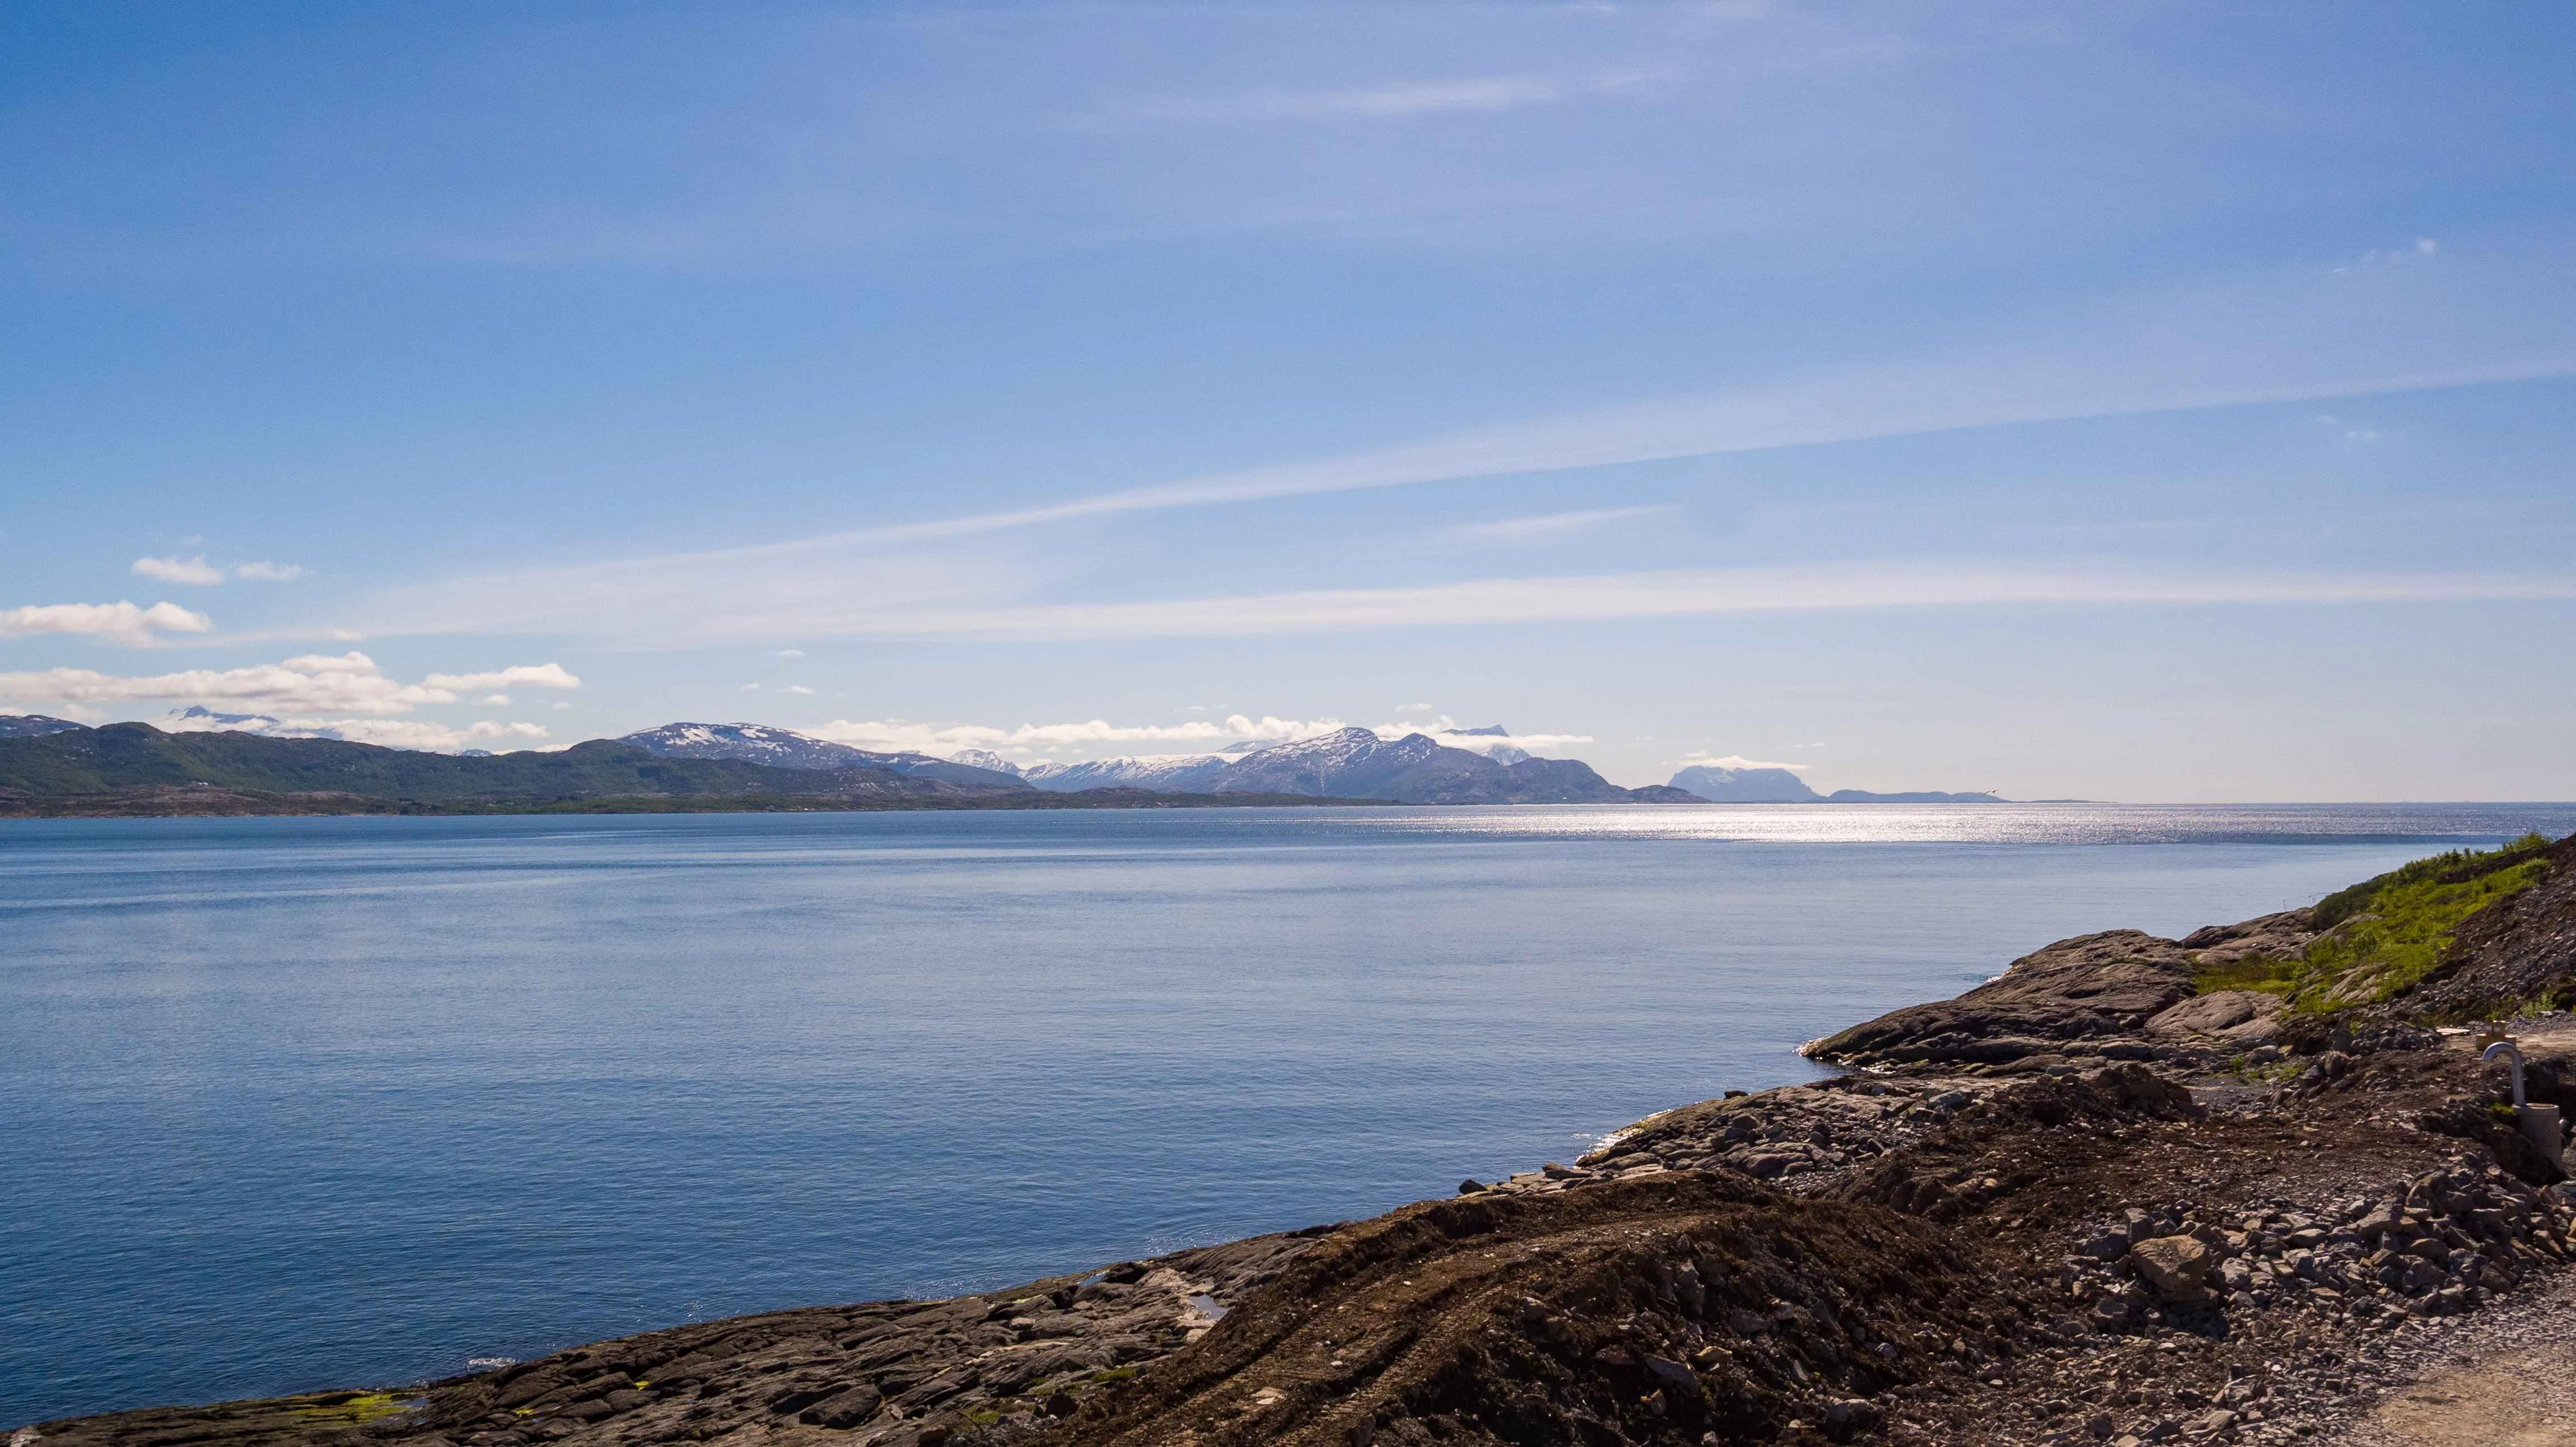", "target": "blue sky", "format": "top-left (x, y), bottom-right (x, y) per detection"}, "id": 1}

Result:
top-left (3, 1), bottom-right (2573, 799)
